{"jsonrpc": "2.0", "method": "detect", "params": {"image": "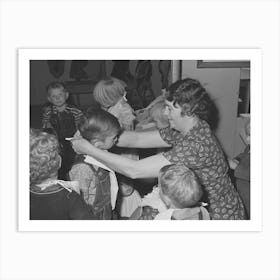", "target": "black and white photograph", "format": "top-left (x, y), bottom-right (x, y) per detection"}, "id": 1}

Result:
top-left (1, 1), bottom-right (279, 280)
top-left (19, 49), bottom-right (261, 231)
